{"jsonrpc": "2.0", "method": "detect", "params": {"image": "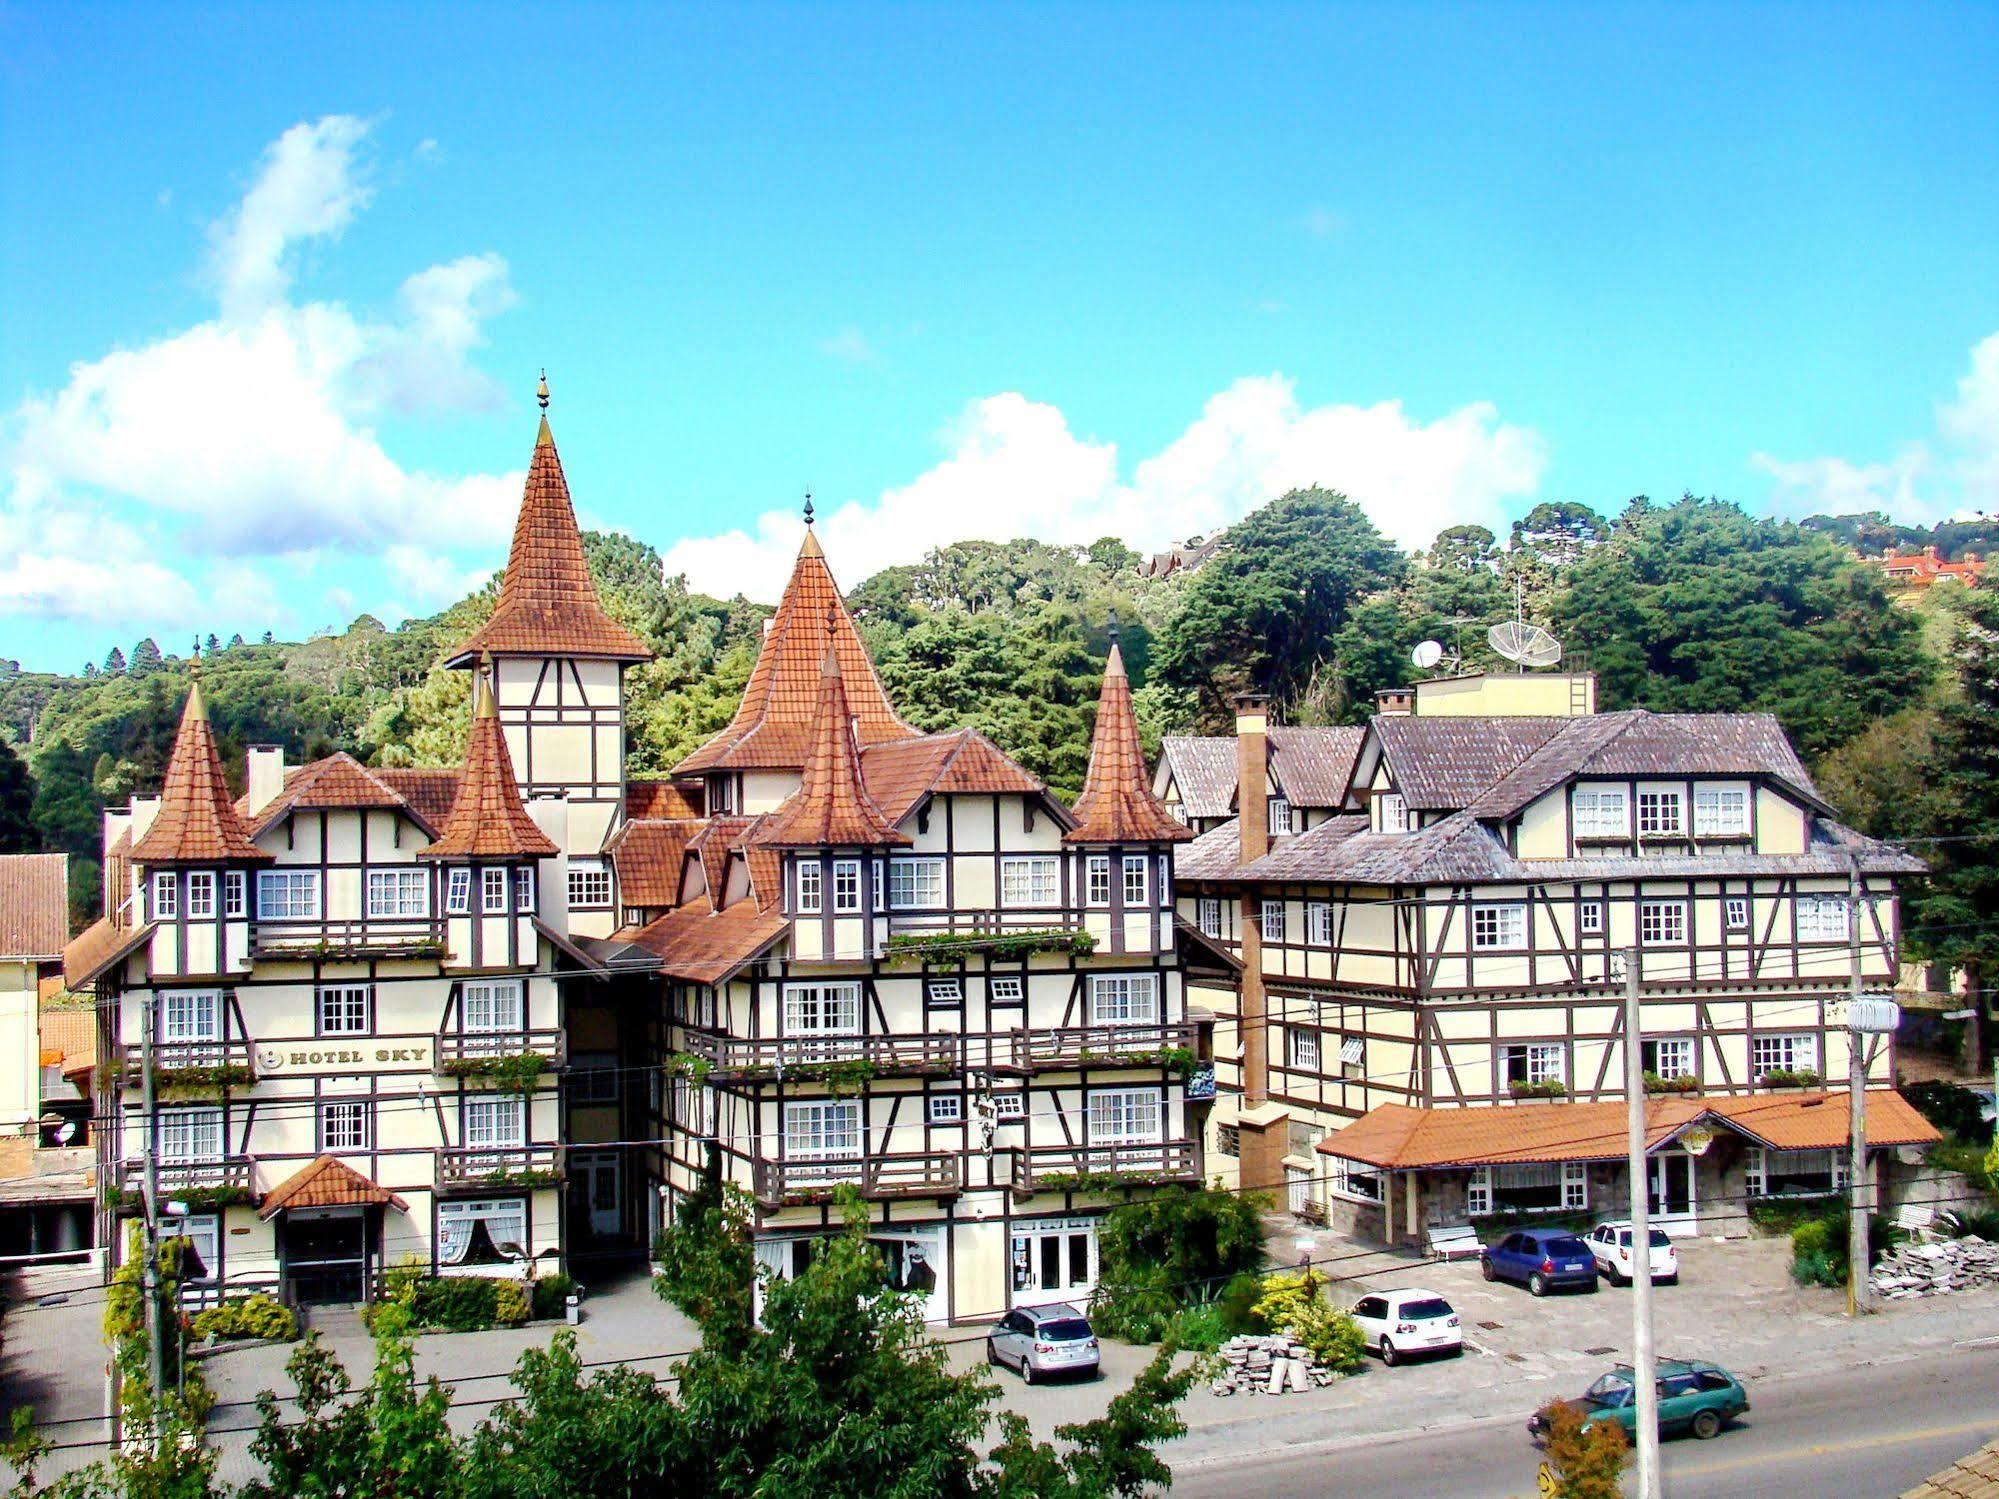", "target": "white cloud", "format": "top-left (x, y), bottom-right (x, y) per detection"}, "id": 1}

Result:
top-left (661, 375), bottom-right (1548, 601)
top-left (1753, 330), bottom-right (1999, 522)
top-left (1, 115), bottom-right (523, 631)
top-left (817, 326), bottom-right (881, 365)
